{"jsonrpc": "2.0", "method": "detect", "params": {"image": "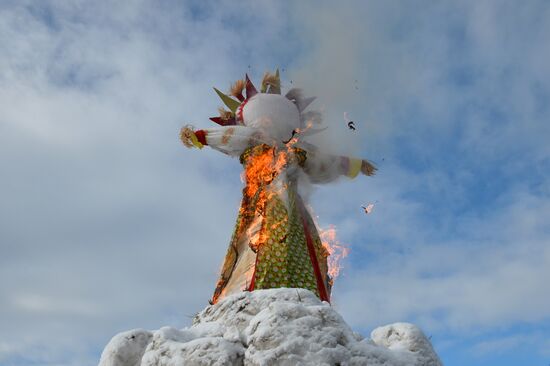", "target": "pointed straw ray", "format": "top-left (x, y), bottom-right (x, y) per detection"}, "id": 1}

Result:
top-left (261, 70), bottom-right (280, 94)
top-left (209, 116), bottom-right (236, 126)
top-left (217, 107), bottom-right (234, 120)
top-left (209, 106), bottom-right (237, 126)
top-left (270, 68), bottom-right (281, 94)
top-left (285, 88), bottom-right (302, 102)
top-left (230, 79), bottom-right (245, 102)
top-left (260, 73), bottom-right (270, 93)
top-left (299, 96), bottom-right (316, 112)
top-left (213, 87), bottom-right (241, 113)
top-left (285, 88), bottom-right (316, 112)
top-left (245, 74), bottom-right (258, 99)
